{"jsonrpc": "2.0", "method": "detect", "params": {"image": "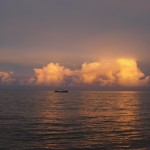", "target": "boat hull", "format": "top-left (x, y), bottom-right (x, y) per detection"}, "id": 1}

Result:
top-left (54, 90), bottom-right (68, 93)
